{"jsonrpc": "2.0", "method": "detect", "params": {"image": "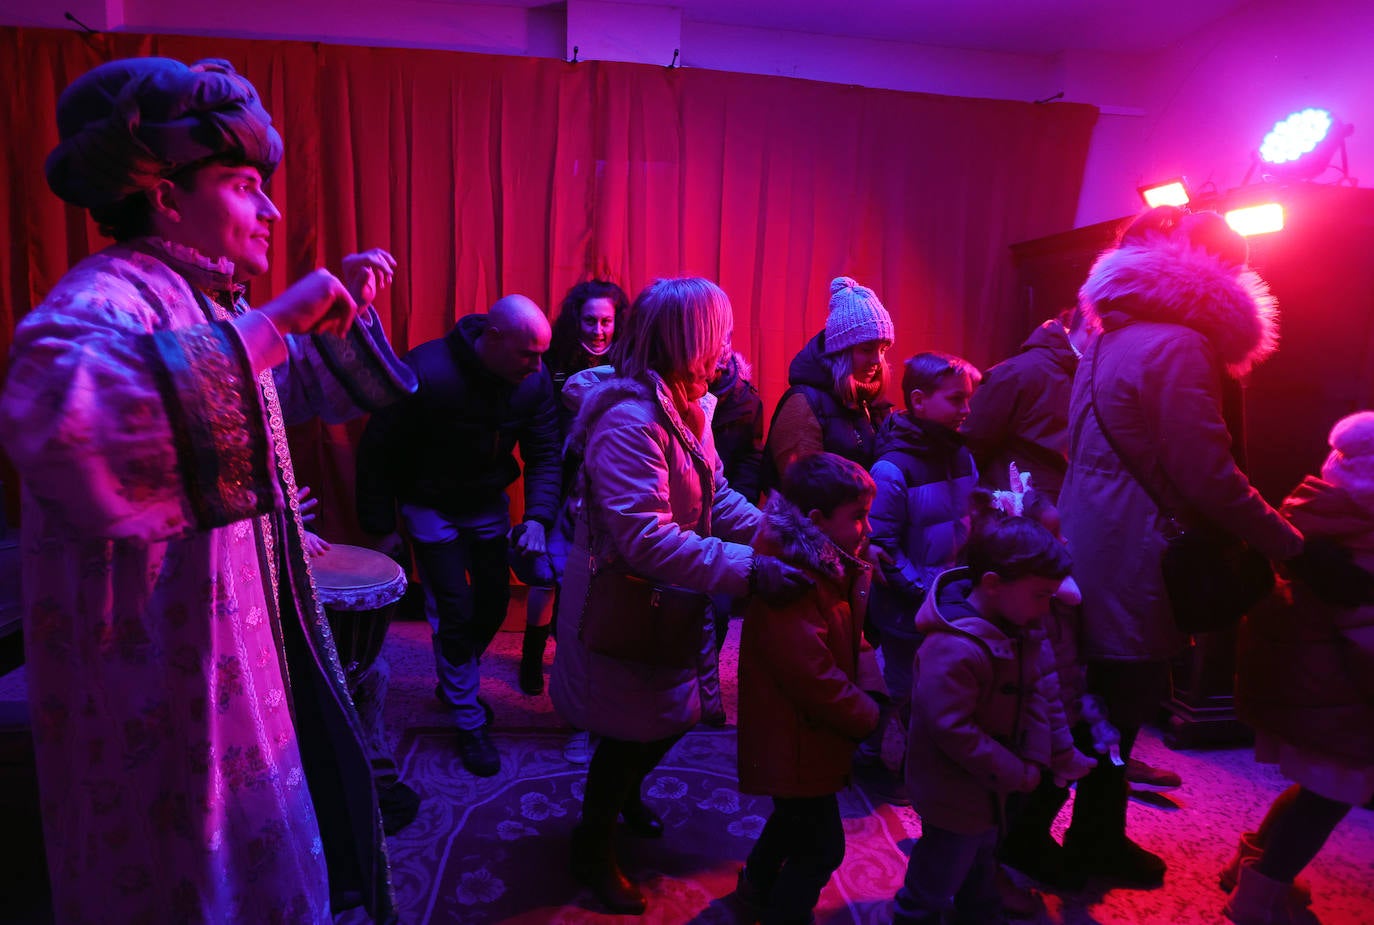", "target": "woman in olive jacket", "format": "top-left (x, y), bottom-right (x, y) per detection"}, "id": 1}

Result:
top-left (1059, 207), bottom-right (1303, 884)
